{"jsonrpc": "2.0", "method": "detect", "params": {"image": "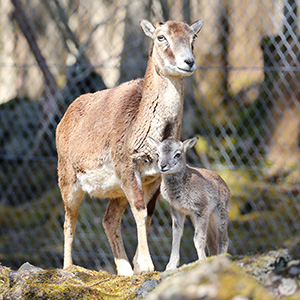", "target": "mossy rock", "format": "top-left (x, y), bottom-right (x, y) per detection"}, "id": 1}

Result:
top-left (1, 250), bottom-right (300, 299)
top-left (146, 250), bottom-right (300, 299)
top-left (146, 255), bottom-right (275, 300)
top-left (0, 263), bottom-right (160, 300)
